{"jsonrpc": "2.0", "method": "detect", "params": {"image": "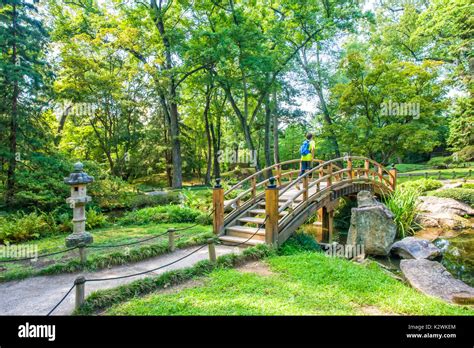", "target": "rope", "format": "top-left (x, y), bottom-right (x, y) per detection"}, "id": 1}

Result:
top-left (0, 246), bottom-right (79, 263)
top-left (85, 243), bottom-right (208, 283)
top-left (46, 283), bottom-right (76, 316)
